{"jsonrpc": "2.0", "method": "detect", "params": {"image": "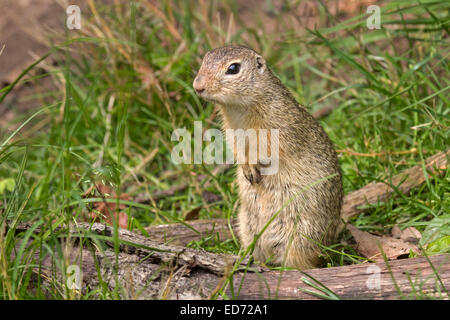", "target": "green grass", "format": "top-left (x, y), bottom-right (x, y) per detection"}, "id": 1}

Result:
top-left (0, 0), bottom-right (449, 299)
